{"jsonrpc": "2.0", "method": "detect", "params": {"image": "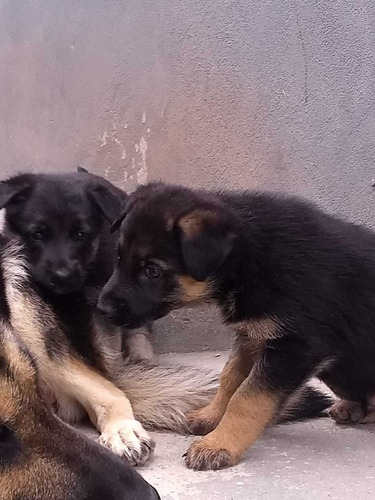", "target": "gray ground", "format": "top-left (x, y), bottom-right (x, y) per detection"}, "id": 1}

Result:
top-left (142, 352), bottom-right (375, 500)
top-left (83, 352), bottom-right (375, 499)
